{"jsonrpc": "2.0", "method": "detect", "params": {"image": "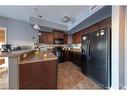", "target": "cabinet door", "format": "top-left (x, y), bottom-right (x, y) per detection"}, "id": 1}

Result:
top-left (72, 33), bottom-right (76, 44)
top-left (19, 62), bottom-right (45, 89)
top-left (19, 60), bottom-right (57, 89)
top-left (39, 32), bottom-right (47, 43)
top-left (99, 18), bottom-right (111, 29)
top-left (64, 34), bottom-right (68, 44)
top-left (43, 60), bottom-right (57, 89)
top-left (53, 31), bottom-right (59, 39)
top-left (59, 32), bottom-right (64, 39)
top-left (89, 23), bottom-right (99, 33)
top-left (0, 29), bottom-right (5, 43)
top-left (47, 32), bottom-right (53, 44)
top-left (53, 30), bottom-right (64, 39)
top-left (64, 50), bottom-right (70, 61)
